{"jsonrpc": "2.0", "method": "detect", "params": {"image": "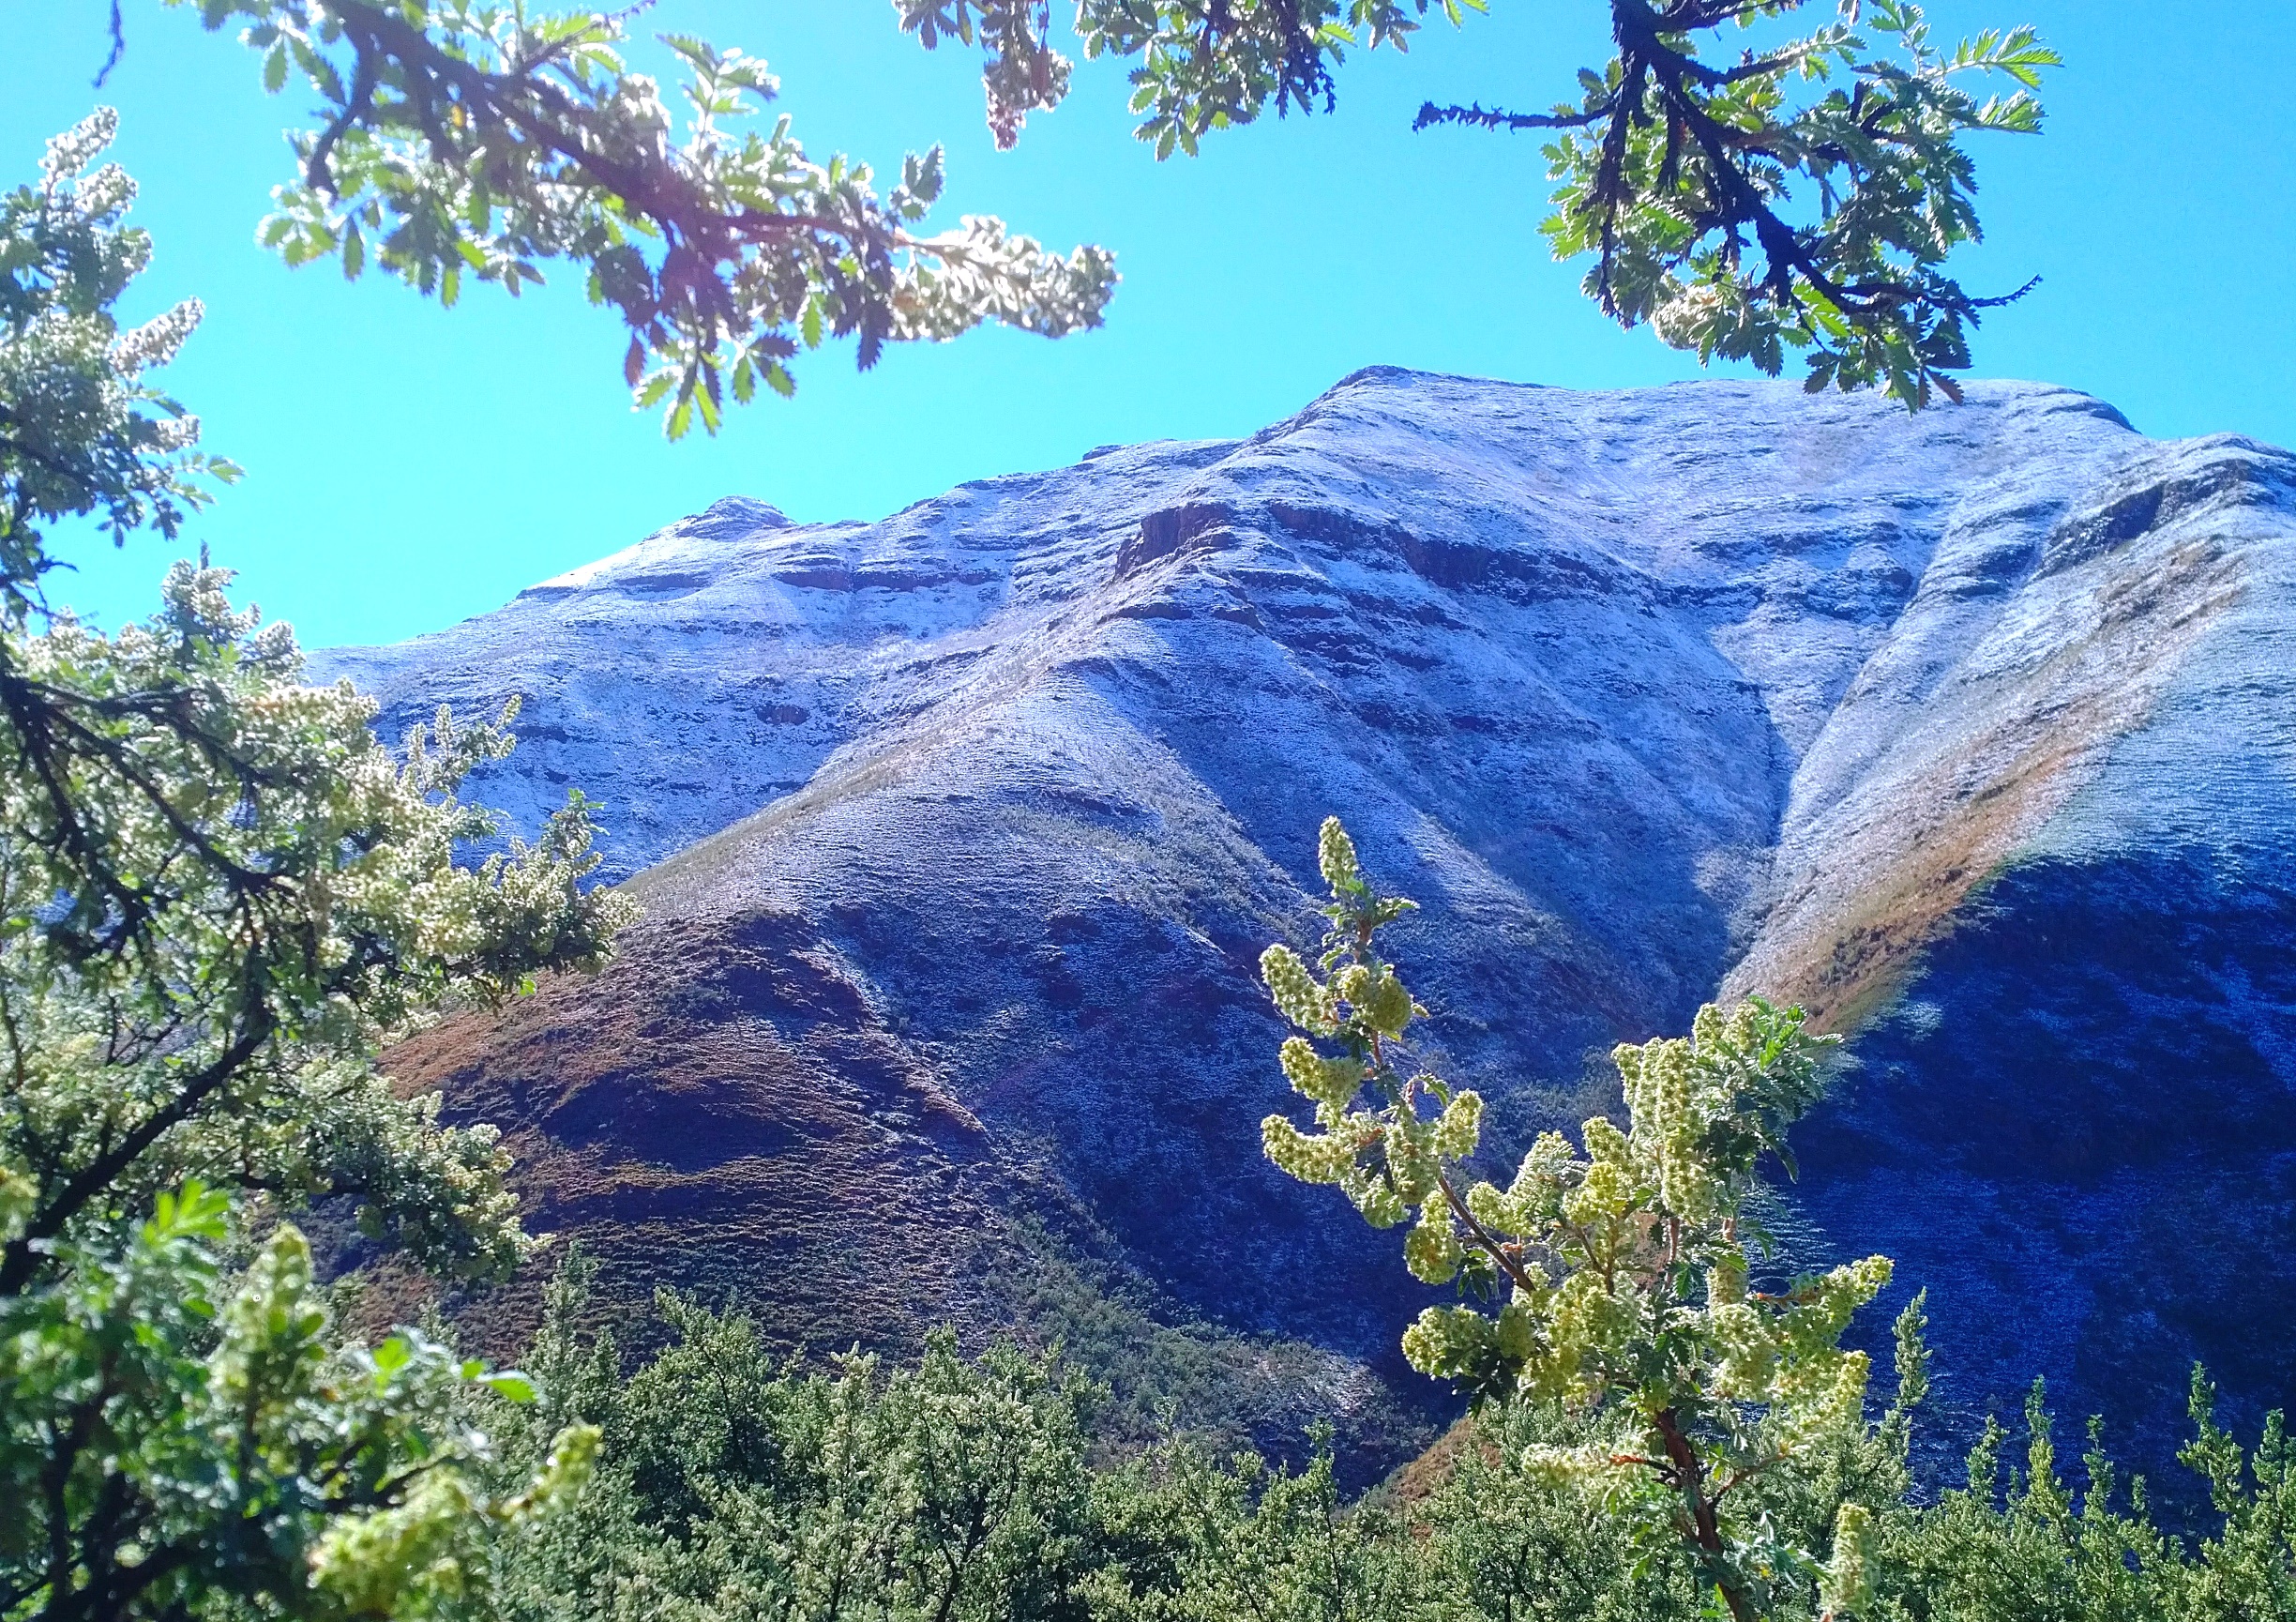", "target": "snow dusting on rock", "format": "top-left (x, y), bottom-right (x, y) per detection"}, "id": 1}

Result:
top-left (323, 369), bottom-right (2296, 1479)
